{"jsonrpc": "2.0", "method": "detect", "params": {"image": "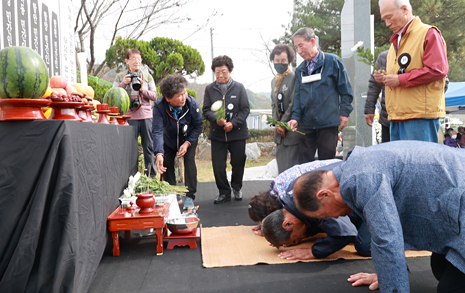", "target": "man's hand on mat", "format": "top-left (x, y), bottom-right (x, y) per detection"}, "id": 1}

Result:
top-left (347, 273), bottom-right (379, 290)
top-left (251, 224), bottom-right (264, 236)
top-left (278, 248), bottom-right (315, 260)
